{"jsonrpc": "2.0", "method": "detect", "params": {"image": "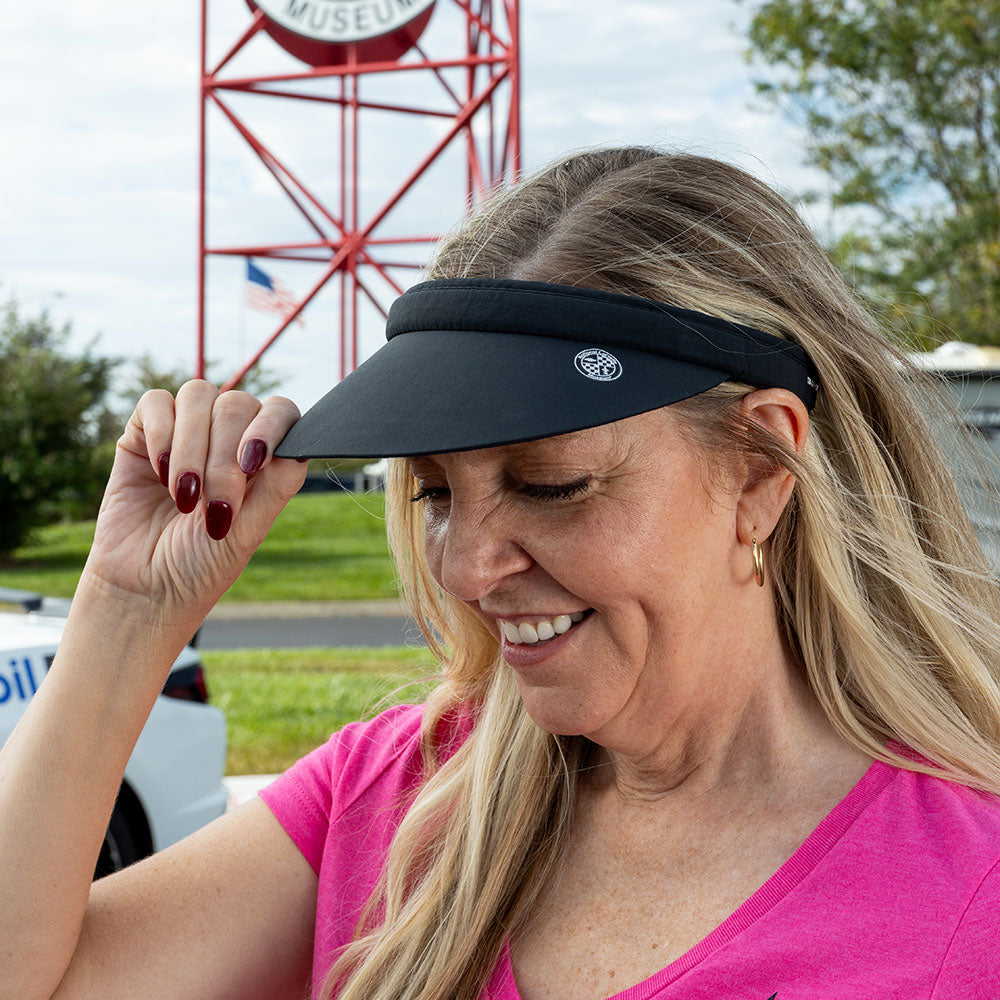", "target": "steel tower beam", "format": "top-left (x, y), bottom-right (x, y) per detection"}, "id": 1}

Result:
top-left (197, 0), bottom-right (521, 390)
